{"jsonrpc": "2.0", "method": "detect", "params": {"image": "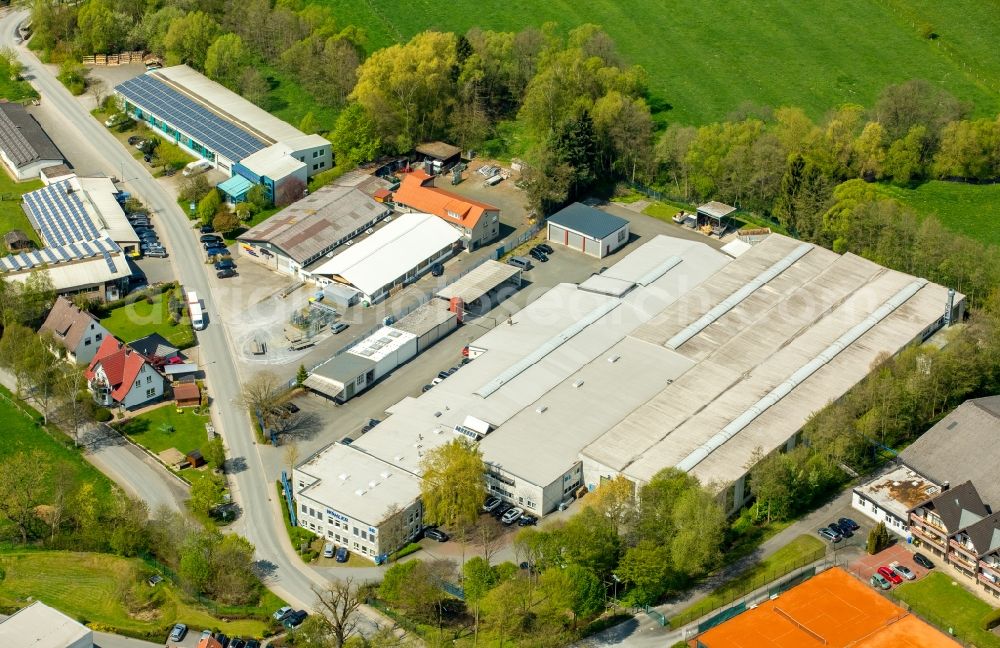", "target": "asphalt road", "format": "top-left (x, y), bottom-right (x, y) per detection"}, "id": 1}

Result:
top-left (0, 8), bottom-right (384, 628)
